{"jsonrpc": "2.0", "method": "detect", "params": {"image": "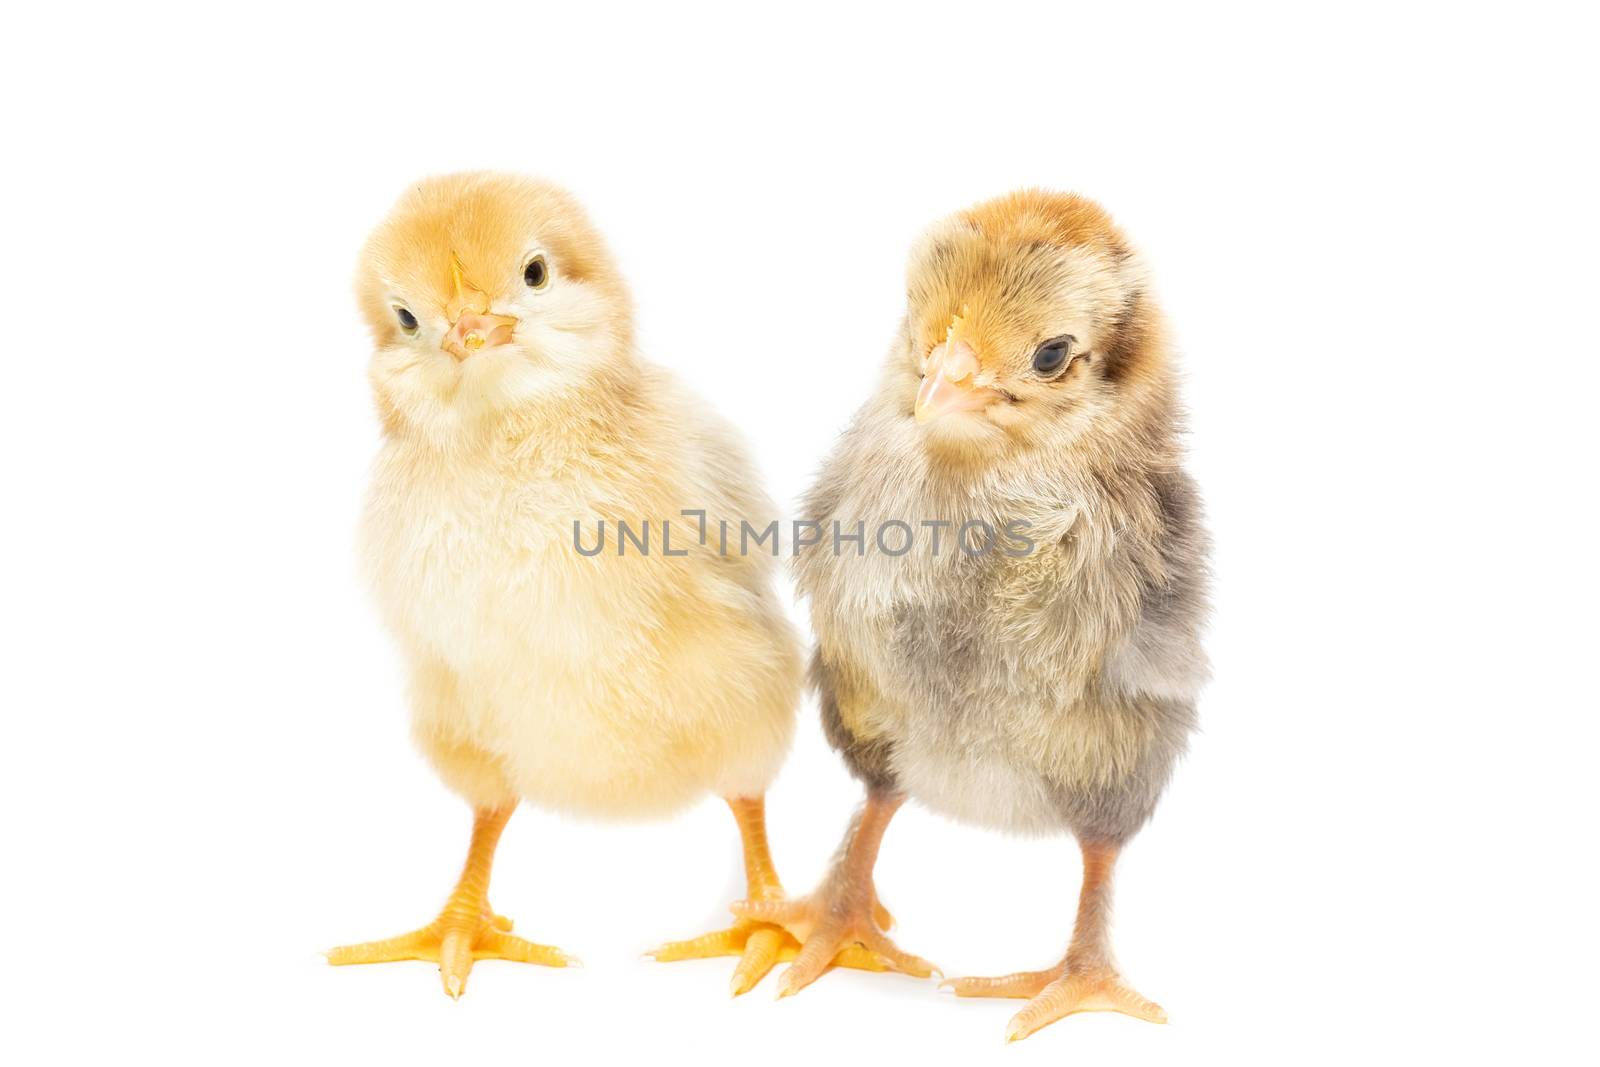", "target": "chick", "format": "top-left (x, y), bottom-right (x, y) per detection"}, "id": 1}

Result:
top-left (735, 190), bottom-right (1208, 1040)
top-left (330, 172), bottom-right (843, 998)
